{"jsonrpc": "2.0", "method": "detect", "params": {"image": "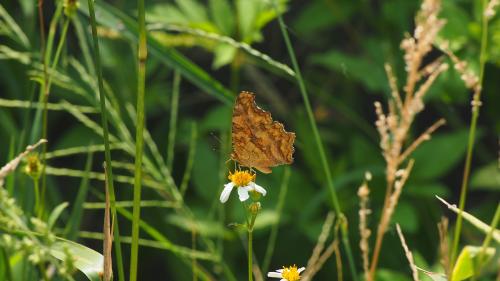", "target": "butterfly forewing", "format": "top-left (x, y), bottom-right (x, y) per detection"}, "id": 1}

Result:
top-left (231, 91), bottom-right (295, 173)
